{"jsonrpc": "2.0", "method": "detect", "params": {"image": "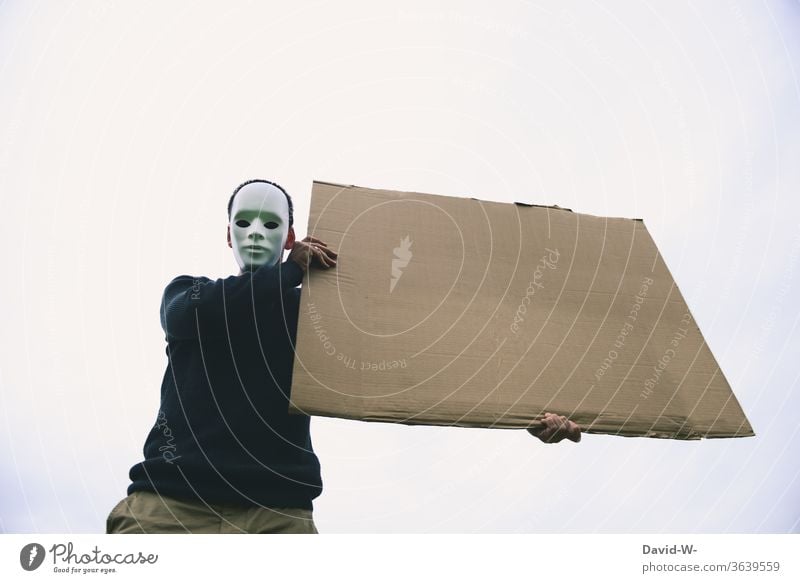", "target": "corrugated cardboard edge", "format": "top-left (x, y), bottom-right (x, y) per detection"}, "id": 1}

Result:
top-left (306, 413), bottom-right (753, 440)
top-left (313, 179), bottom-right (645, 223)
